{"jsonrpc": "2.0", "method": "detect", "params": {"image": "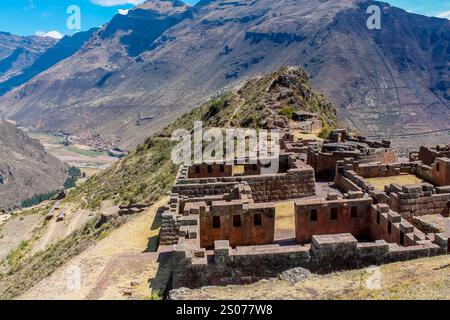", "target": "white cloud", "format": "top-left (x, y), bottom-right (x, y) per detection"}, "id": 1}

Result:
top-left (90, 0), bottom-right (146, 6)
top-left (35, 30), bottom-right (64, 40)
top-left (436, 10), bottom-right (450, 20)
top-left (118, 9), bottom-right (130, 15)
